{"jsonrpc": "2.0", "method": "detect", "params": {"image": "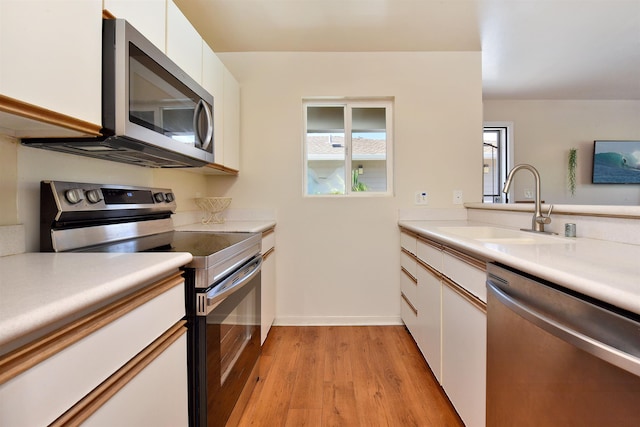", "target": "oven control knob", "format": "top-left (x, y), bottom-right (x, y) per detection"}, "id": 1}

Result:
top-left (64, 188), bottom-right (84, 204)
top-left (153, 192), bottom-right (165, 203)
top-left (164, 192), bottom-right (175, 203)
top-left (85, 189), bottom-right (102, 204)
